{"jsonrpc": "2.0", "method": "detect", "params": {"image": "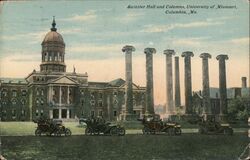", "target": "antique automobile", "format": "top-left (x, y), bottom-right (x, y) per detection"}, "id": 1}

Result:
top-left (34, 118), bottom-right (72, 136)
top-left (198, 118), bottom-right (233, 135)
top-left (81, 117), bottom-right (126, 136)
top-left (138, 115), bottom-right (182, 135)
